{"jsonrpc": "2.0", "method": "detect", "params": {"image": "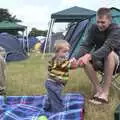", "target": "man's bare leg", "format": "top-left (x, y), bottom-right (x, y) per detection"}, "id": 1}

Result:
top-left (84, 62), bottom-right (102, 97)
top-left (98, 51), bottom-right (116, 101)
